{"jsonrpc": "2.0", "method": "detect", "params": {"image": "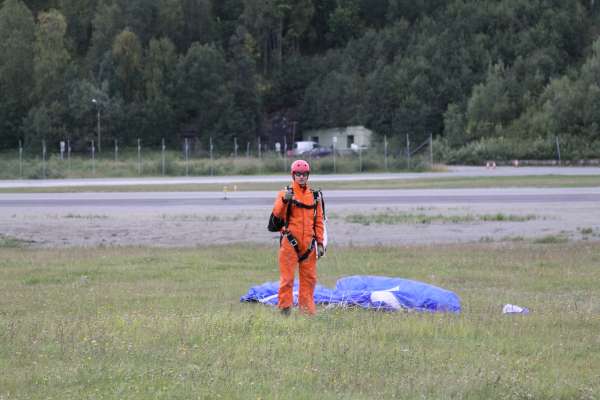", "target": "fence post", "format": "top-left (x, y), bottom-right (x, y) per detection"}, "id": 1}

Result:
top-left (42, 139), bottom-right (47, 179)
top-left (137, 138), bottom-right (142, 175)
top-left (161, 138), bottom-right (166, 176)
top-left (333, 136), bottom-right (337, 174)
top-left (185, 138), bottom-right (189, 176)
top-left (257, 137), bottom-right (262, 159)
top-left (406, 134), bottom-right (411, 170)
top-left (257, 137), bottom-right (262, 174)
top-left (283, 136), bottom-right (288, 172)
top-left (429, 133), bottom-right (433, 166)
top-left (359, 146), bottom-right (363, 172)
top-left (210, 136), bottom-right (214, 176)
top-left (555, 136), bottom-right (561, 166)
top-left (67, 139), bottom-right (71, 174)
top-left (246, 142), bottom-right (250, 158)
top-left (384, 135), bottom-right (388, 171)
top-left (18, 140), bottom-right (23, 178)
top-left (91, 140), bottom-right (95, 176)
top-left (114, 139), bottom-right (118, 162)
top-left (234, 137), bottom-right (238, 158)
